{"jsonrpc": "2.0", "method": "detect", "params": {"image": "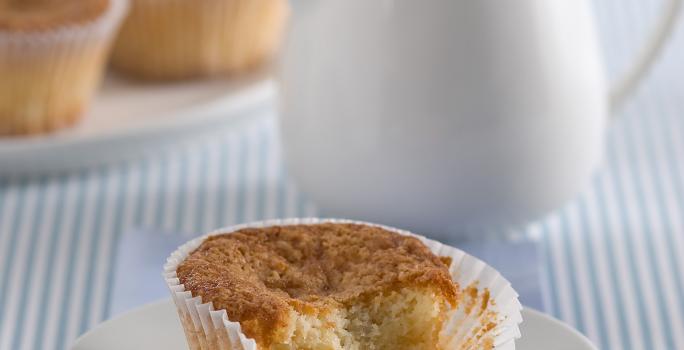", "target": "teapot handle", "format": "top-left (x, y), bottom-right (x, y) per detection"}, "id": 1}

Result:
top-left (610, 0), bottom-right (682, 111)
